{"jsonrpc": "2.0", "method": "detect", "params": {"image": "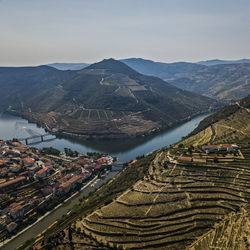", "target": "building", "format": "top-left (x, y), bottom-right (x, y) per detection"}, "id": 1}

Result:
top-left (6, 222), bottom-right (17, 233)
top-left (202, 144), bottom-right (236, 154)
top-left (59, 175), bottom-right (84, 193)
top-left (10, 205), bottom-right (24, 219)
top-left (0, 177), bottom-right (26, 191)
top-left (22, 157), bottom-right (35, 167)
top-left (202, 145), bottom-right (221, 154)
top-left (35, 166), bottom-right (52, 179)
top-left (0, 218), bottom-right (6, 230)
top-left (0, 179), bottom-right (6, 184)
top-left (193, 158), bottom-right (207, 163)
top-left (220, 144), bottom-right (234, 153)
top-left (178, 156), bottom-right (192, 162)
